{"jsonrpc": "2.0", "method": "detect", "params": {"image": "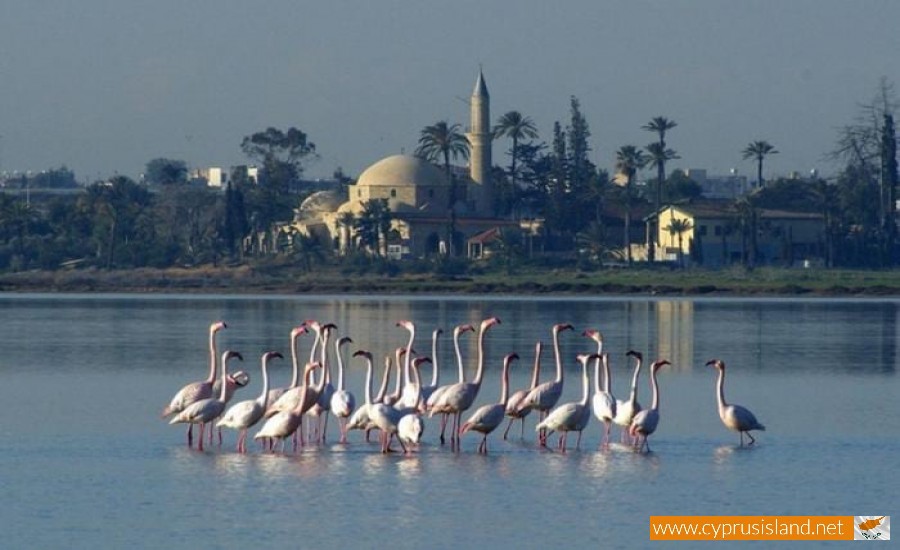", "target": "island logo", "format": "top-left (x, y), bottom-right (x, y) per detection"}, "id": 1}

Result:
top-left (854, 516), bottom-right (889, 540)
